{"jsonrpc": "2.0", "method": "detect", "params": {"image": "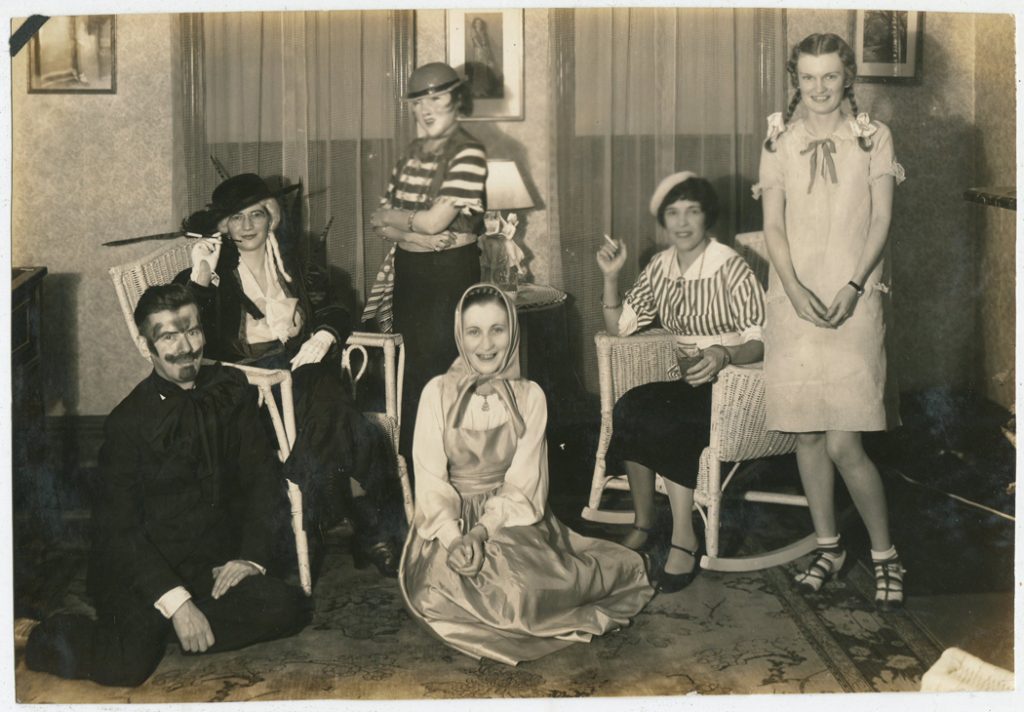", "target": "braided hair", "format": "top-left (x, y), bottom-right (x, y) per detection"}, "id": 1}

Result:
top-left (766, 33), bottom-right (871, 152)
